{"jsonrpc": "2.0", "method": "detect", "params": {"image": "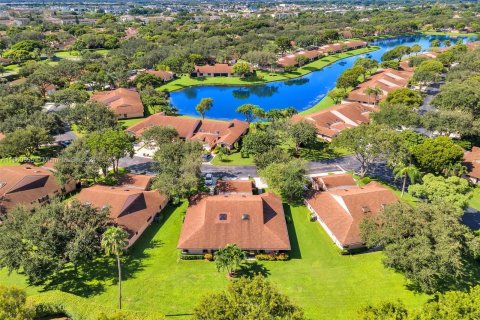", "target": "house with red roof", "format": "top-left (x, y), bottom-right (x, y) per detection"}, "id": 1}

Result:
top-left (0, 164), bottom-right (77, 215)
top-left (192, 64), bottom-right (234, 77)
top-left (464, 147), bottom-right (480, 185)
top-left (76, 174), bottom-right (168, 247)
top-left (178, 191), bottom-right (290, 254)
top-left (291, 102), bottom-right (377, 141)
top-left (305, 174), bottom-right (398, 249)
top-left (127, 113), bottom-right (249, 150)
top-left (91, 88), bottom-right (144, 119)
